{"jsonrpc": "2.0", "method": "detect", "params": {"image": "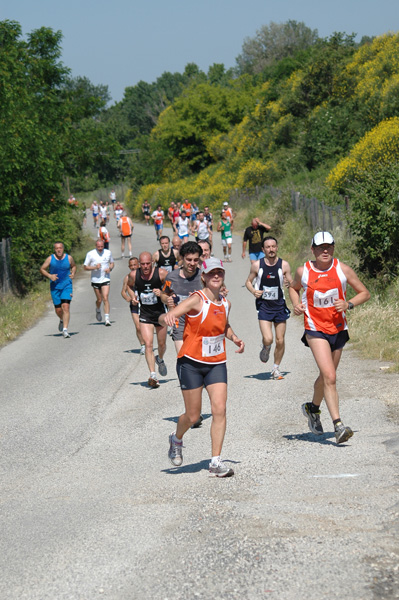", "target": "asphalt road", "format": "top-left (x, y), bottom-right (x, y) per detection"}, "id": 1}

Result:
top-left (1, 213), bottom-right (398, 600)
